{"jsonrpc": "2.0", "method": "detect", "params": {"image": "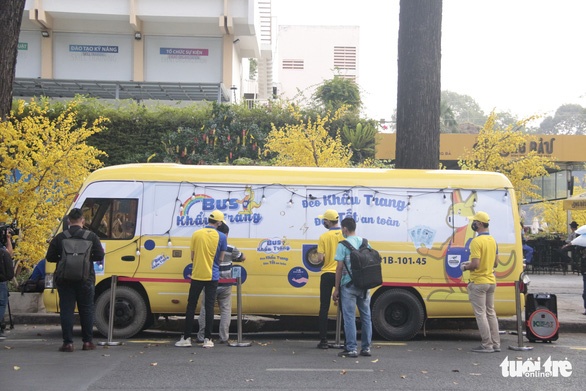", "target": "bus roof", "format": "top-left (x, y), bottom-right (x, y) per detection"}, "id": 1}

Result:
top-left (83, 164), bottom-right (513, 191)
